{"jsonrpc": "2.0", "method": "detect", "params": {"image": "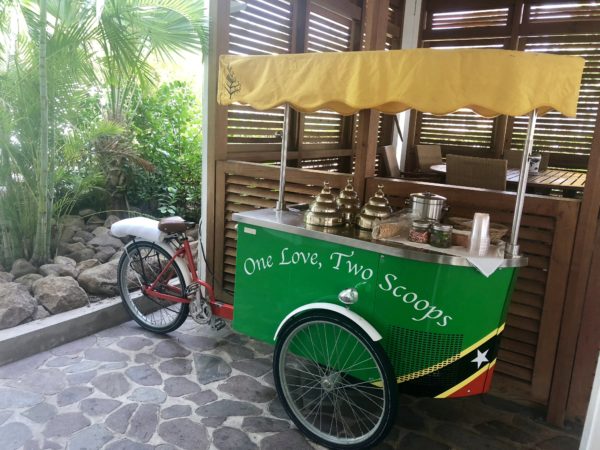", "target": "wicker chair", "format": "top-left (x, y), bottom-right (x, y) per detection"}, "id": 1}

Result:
top-left (415, 144), bottom-right (443, 173)
top-left (446, 154), bottom-right (508, 191)
top-left (505, 150), bottom-right (550, 170)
